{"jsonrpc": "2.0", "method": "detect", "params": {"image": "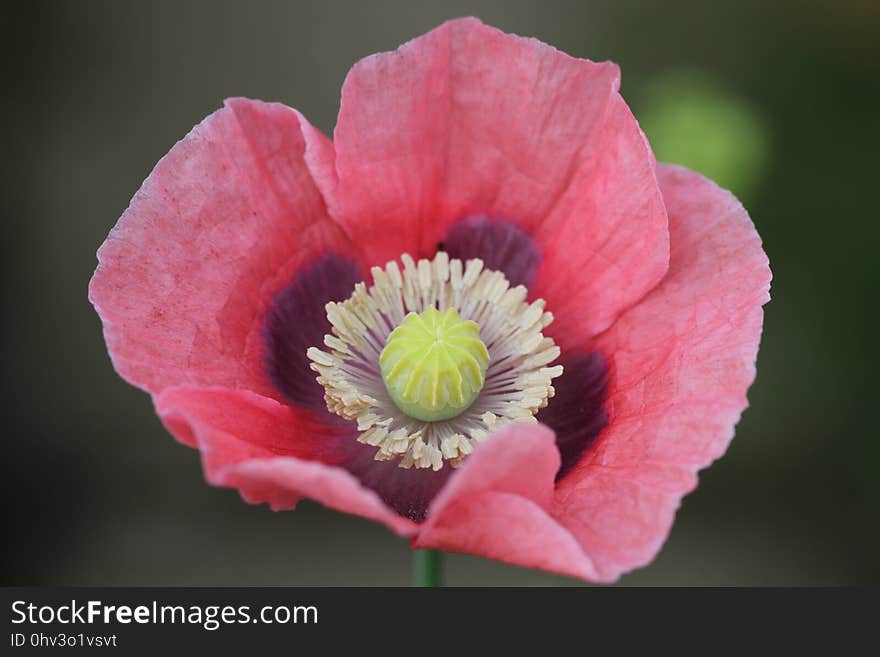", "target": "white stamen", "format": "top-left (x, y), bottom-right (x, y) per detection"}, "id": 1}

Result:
top-left (307, 252), bottom-right (563, 469)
